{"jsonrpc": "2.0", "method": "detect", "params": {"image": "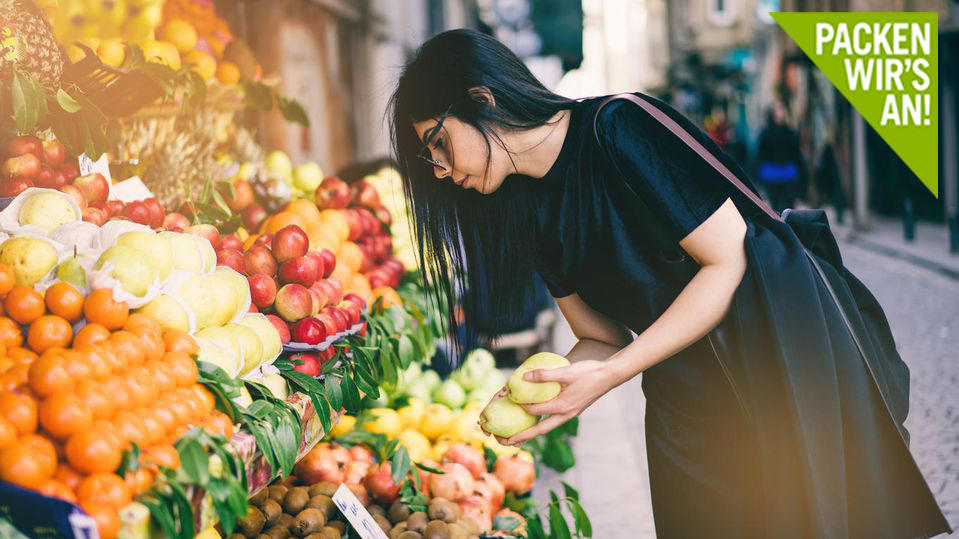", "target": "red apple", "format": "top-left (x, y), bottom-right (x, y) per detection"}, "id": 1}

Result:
top-left (367, 268), bottom-right (390, 290)
top-left (241, 204), bottom-right (266, 231)
top-left (265, 314), bottom-right (291, 344)
top-left (305, 251), bottom-right (326, 279)
top-left (307, 289), bottom-right (321, 316)
top-left (2, 154), bottom-right (40, 178)
top-left (0, 177), bottom-right (33, 197)
top-left (59, 184), bottom-right (87, 210)
top-left (343, 293), bottom-right (367, 310)
top-left (317, 249), bottom-right (336, 278)
top-left (290, 353), bottom-right (321, 377)
top-left (339, 302), bottom-right (361, 326)
top-left (320, 346), bottom-right (337, 364)
top-left (292, 318), bottom-right (327, 345)
top-left (73, 173), bottom-right (110, 205)
top-left (224, 178), bottom-right (254, 211)
top-left (105, 199), bottom-right (124, 217)
top-left (272, 225), bottom-right (309, 263)
top-left (82, 206), bottom-right (108, 226)
top-left (162, 212), bottom-right (190, 231)
top-left (274, 283), bottom-right (313, 322)
top-left (248, 303), bottom-right (258, 313)
top-left (7, 135), bottom-right (43, 159)
top-left (374, 207), bottom-right (392, 226)
top-left (343, 209), bottom-right (362, 241)
top-left (308, 282), bottom-right (330, 312)
top-left (314, 176), bottom-right (351, 209)
top-left (59, 162), bottom-right (80, 182)
top-left (220, 235), bottom-right (242, 251)
top-left (323, 306), bottom-right (348, 333)
top-left (186, 224), bottom-right (221, 251)
top-left (352, 179), bottom-right (381, 210)
top-left (356, 208), bottom-right (379, 236)
top-left (108, 215), bottom-right (131, 222)
top-left (215, 248), bottom-right (246, 273)
top-left (327, 277), bottom-right (345, 304)
top-left (143, 197), bottom-right (165, 229)
top-left (33, 166), bottom-right (61, 189)
top-left (313, 312), bottom-right (337, 337)
top-left (278, 255), bottom-right (319, 287)
top-left (248, 274), bottom-right (277, 308)
top-left (121, 200), bottom-right (151, 225)
top-left (41, 140), bottom-right (66, 167)
top-left (253, 233), bottom-right (272, 248)
top-left (244, 245), bottom-right (277, 276)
